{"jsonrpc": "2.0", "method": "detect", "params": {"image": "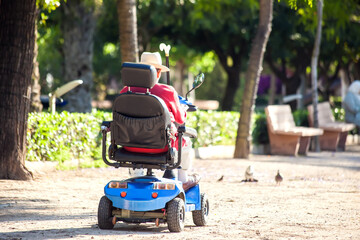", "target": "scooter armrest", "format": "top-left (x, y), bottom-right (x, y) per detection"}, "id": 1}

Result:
top-left (101, 121), bottom-right (112, 131)
top-left (177, 126), bottom-right (197, 138)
